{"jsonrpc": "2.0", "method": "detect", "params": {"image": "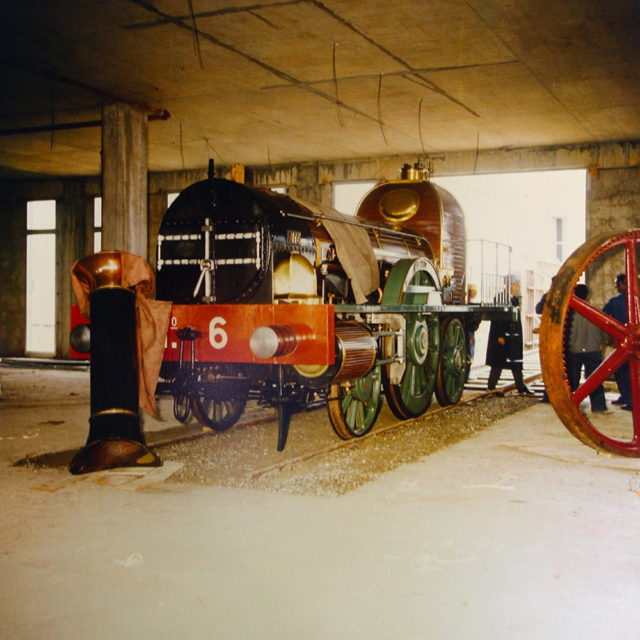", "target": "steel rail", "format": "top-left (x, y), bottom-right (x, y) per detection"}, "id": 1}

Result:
top-left (248, 372), bottom-right (541, 480)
